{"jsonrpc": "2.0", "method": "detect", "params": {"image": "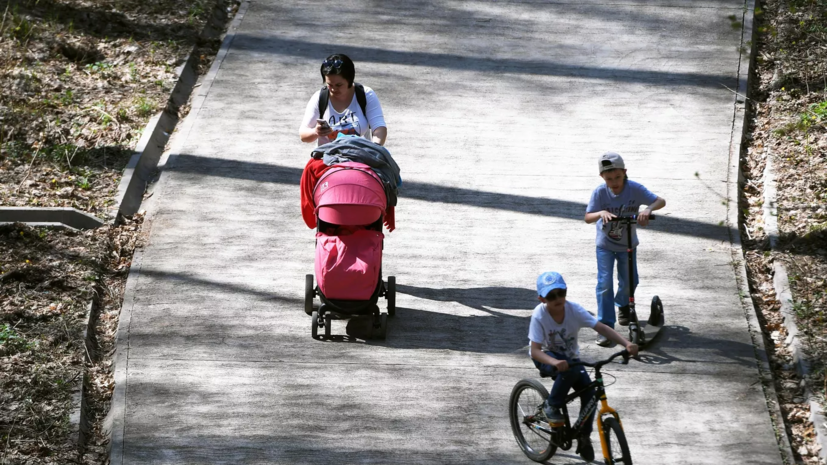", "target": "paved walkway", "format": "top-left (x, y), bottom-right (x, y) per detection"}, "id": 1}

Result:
top-left (110, 0), bottom-right (783, 463)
